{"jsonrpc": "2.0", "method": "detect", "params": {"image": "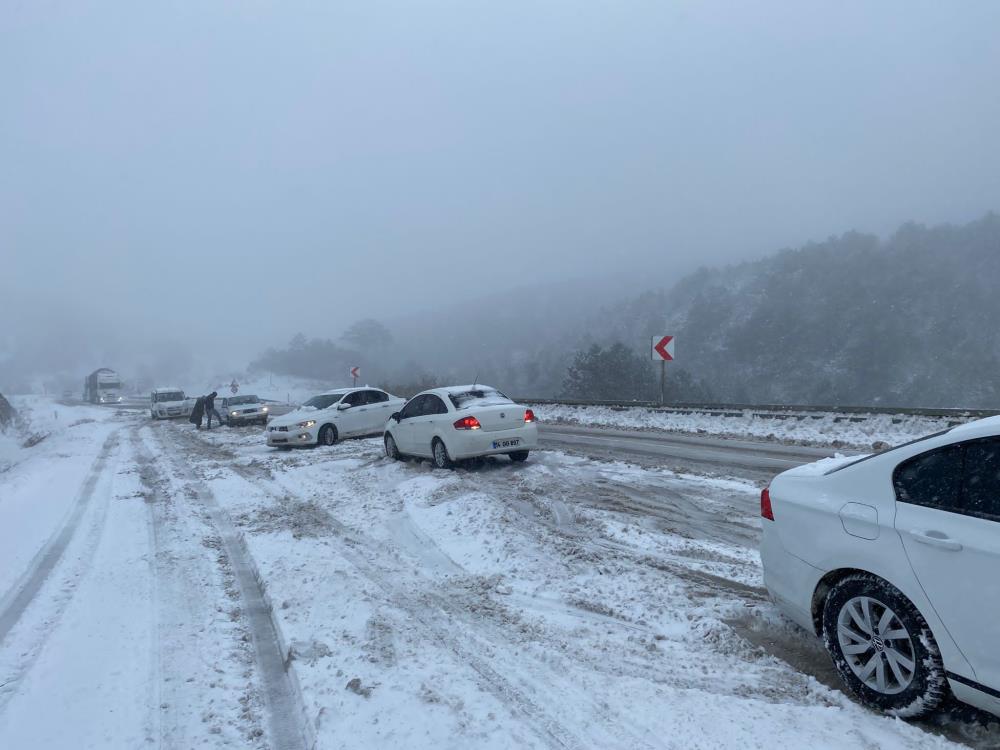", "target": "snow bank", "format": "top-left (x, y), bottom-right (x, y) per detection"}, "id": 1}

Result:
top-left (532, 404), bottom-right (959, 449)
top-left (0, 429), bottom-right (20, 472)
